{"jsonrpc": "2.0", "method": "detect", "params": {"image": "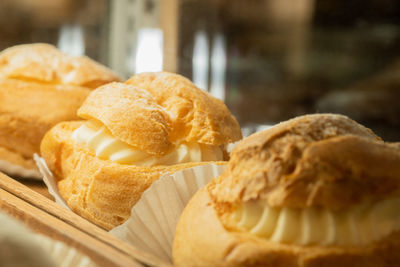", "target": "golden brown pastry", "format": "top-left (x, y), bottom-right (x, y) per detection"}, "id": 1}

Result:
top-left (40, 72), bottom-right (242, 230)
top-left (173, 114), bottom-right (400, 267)
top-left (125, 72), bottom-right (241, 145)
top-left (0, 43), bottom-right (120, 178)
